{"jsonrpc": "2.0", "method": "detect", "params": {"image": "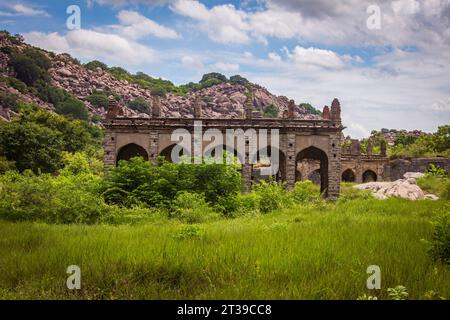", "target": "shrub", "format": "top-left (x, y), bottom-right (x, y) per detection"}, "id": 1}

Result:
top-left (102, 157), bottom-right (241, 210)
top-left (55, 97), bottom-right (89, 120)
top-left (2, 76), bottom-right (27, 93)
top-left (291, 180), bottom-right (320, 202)
top-left (229, 75), bottom-right (249, 85)
top-left (22, 48), bottom-right (52, 70)
top-left (86, 93), bottom-right (110, 108)
top-left (0, 170), bottom-right (108, 224)
top-left (0, 91), bottom-right (19, 111)
top-left (0, 108), bottom-right (99, 173)
top-left (127, 97), bottom-right (149, 113)
top-left (387, 286), bottom-right (409, 300)
top-left (84, 60), bottom-right (108, 71)
top-left (417, 175), bottom-right (450, 200)
top-left (426, 213), bottom-right (450, 265)
top-left (170, 191), bottom-right (218, 223)
top-left (263, 104), bottom-right (279, 118)
top-left (252, 179), bottom-right (290, 214)
top-left (9, 53), bottom-right (50, 85)
top-left (34, 80), bottom-right (67, 105)
top-left (339, 182), bottom-right (373, 201)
